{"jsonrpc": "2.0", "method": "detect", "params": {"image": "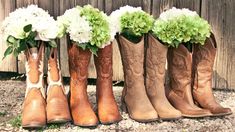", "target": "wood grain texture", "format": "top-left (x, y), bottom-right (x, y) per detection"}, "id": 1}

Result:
top-left (174, 0), bottom-right (200, 14)
top-left (0, 0), bottom-right (17, 72)
top-left (151, 0), bottom-right (174, 18)
top-left (201, 0), bottom-right (235, 89)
